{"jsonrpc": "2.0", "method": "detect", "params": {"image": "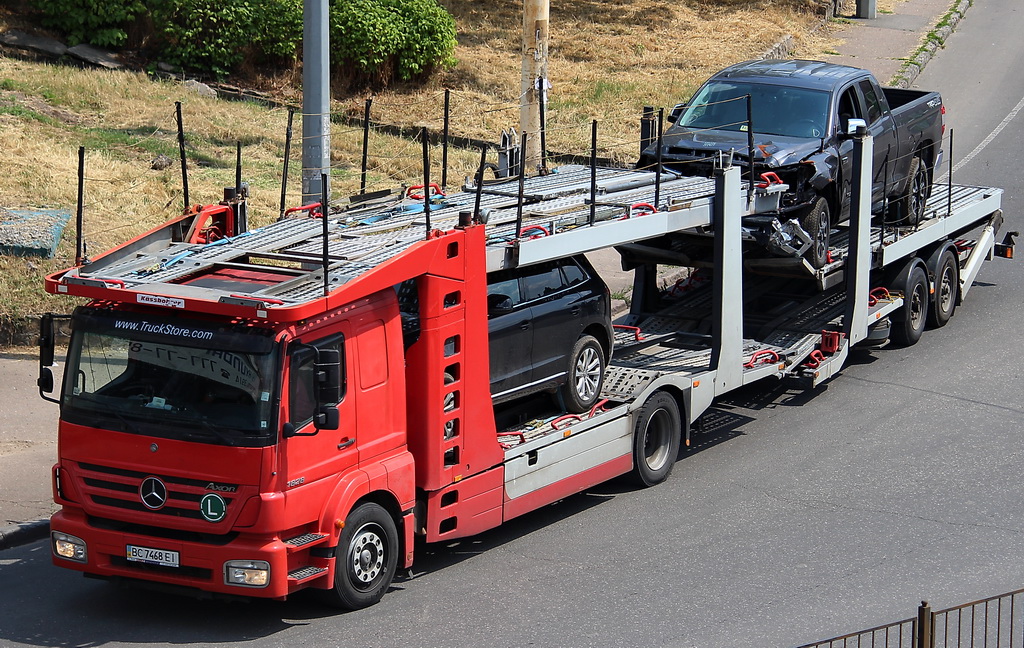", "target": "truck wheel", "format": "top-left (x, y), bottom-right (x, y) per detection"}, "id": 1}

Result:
top-left (899, 156), bottom-right (930, 228)
top-left (326, 502), bottom-right (398, 610)
top-left (560, 334), bottom-right (605, 413)
top-left (890, 264), bottom-right (929, 346)
top-left (631, 391), bottom-right (681, 487)
top-left (801, 197), bottom-right (831, 269)
top-left (928, 249), bottom-right (958, 328)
